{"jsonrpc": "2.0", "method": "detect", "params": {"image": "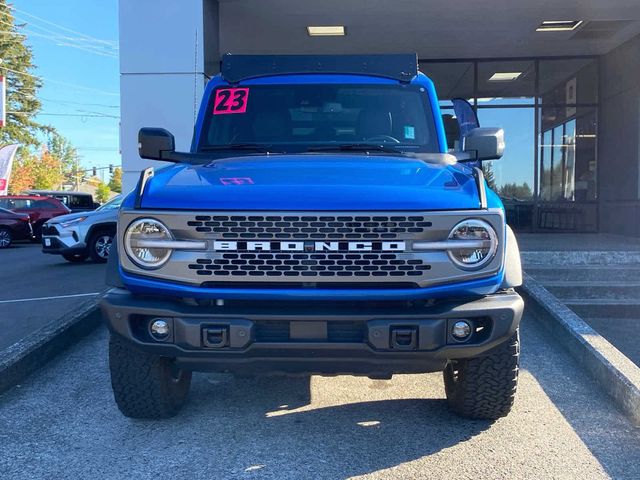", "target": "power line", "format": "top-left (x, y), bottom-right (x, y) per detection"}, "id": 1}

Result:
top-left (0, 23), bottom-right (118, 59)
top-left (8, 111), bottom-right (119, 119)
top-left (1, 66), bottom-right (119, 97)
top-left (8, 6), bottom-right (118, 48)
top-left (10, 14), bottom-right (119, 51)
